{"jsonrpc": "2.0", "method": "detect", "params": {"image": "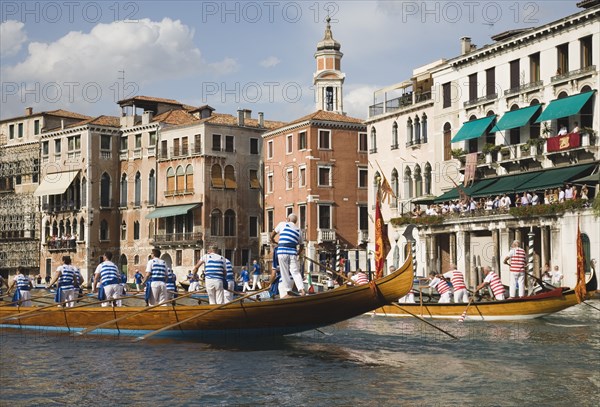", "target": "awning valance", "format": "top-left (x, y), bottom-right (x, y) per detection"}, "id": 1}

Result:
top-left (33, 170), bottom-right (80, 197)
top-left (451, 116), bottom-right (496, 143)
top-left (145, 203), bottom-right (199, 219)
top-left (493, 105), bottom-right (541, 131)
top-left (516, 164), bottom-right (595, 191)
top-left (535, 90), bottom-right (595, 122)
